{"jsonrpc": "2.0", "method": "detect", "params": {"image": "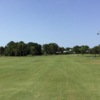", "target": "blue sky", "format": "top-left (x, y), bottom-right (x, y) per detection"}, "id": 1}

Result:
top-left (0, 0), bottom-right (100, 48)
